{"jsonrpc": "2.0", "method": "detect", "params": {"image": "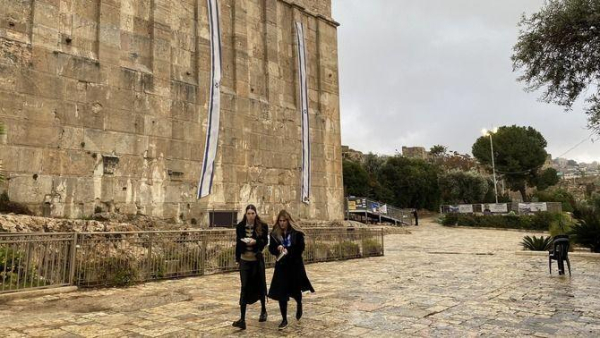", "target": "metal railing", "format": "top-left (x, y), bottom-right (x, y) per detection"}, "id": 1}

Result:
top-left (346, 197), bottom-right (413, 225)
top-left (0, 233), bottom-right (75, 294)
top-left (1, 227), bottom-right (384, 293)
